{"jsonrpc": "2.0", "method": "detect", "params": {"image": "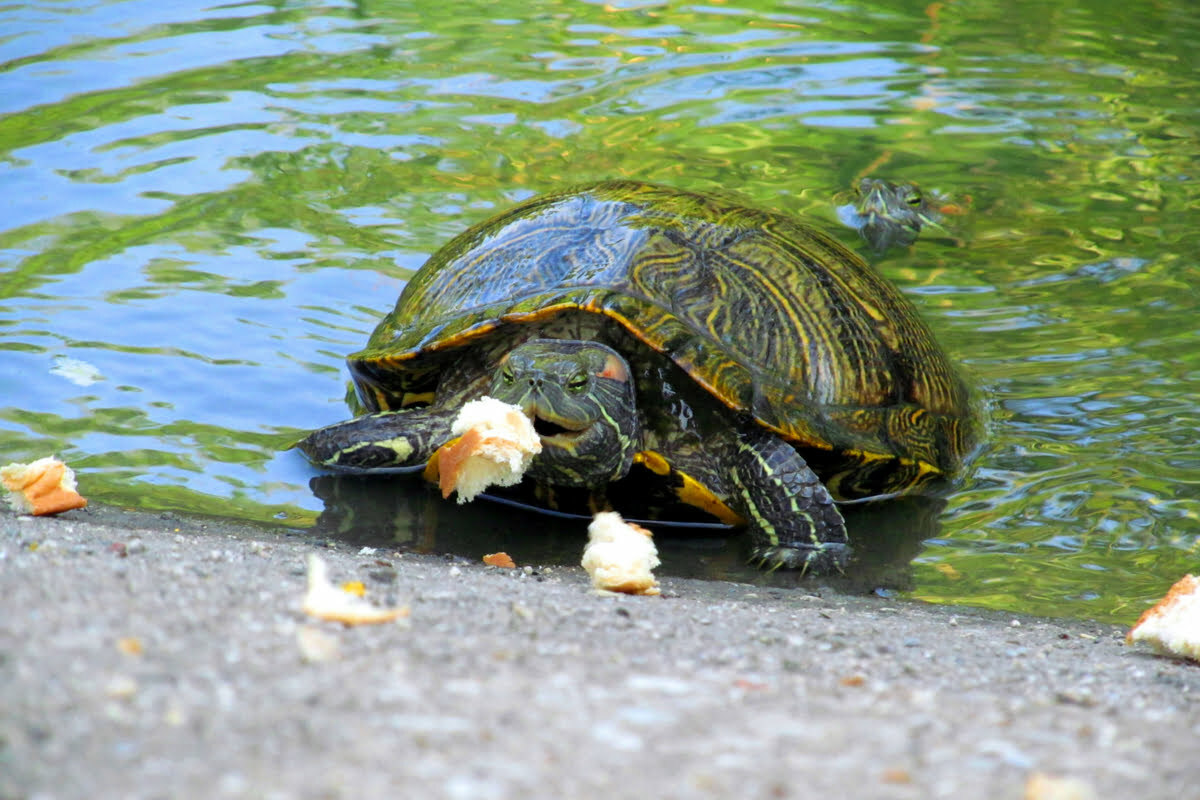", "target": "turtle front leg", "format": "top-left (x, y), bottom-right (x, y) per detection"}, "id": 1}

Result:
top-left (729, 427), bottom-right (849, 573)
top-left (298, 407), bottom-right (458, 472)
